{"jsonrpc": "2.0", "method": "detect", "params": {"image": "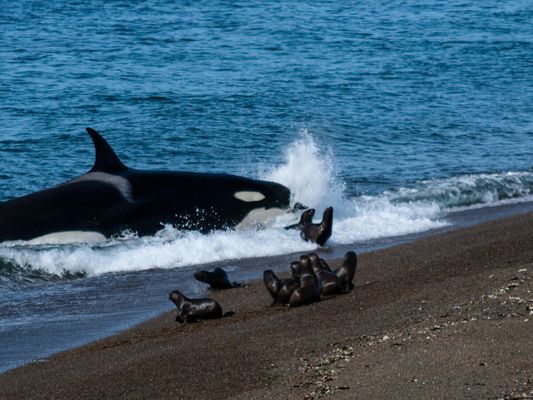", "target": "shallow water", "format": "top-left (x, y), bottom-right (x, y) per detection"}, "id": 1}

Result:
top-left (0, 0), bottom-right (532, 372)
